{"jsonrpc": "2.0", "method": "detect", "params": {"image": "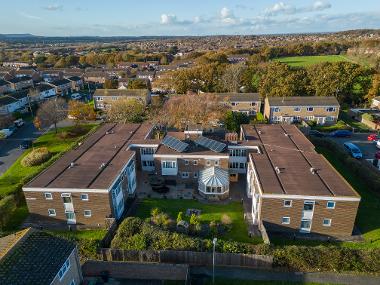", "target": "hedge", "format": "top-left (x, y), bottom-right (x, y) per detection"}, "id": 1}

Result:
top-left (110, 217), bottom-right (380, 273)
top-left (21, 147), bottom-right (51, 167)
top-left (0, 195), bottom-right (17, 228)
